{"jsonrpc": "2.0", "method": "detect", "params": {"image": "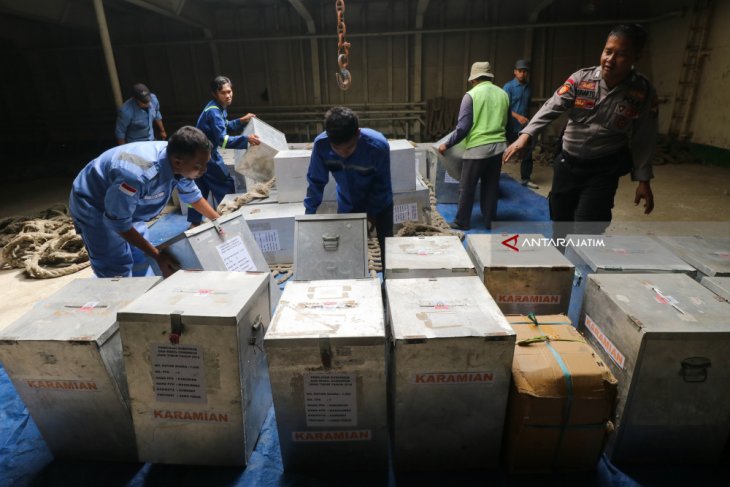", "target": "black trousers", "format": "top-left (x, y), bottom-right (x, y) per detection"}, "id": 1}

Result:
top-left (372, 203), bottom-right (393, 268)
top-left (549, 149), bottom-right (632, 241)
top-left (454, 155), bottom-right (502, 229)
